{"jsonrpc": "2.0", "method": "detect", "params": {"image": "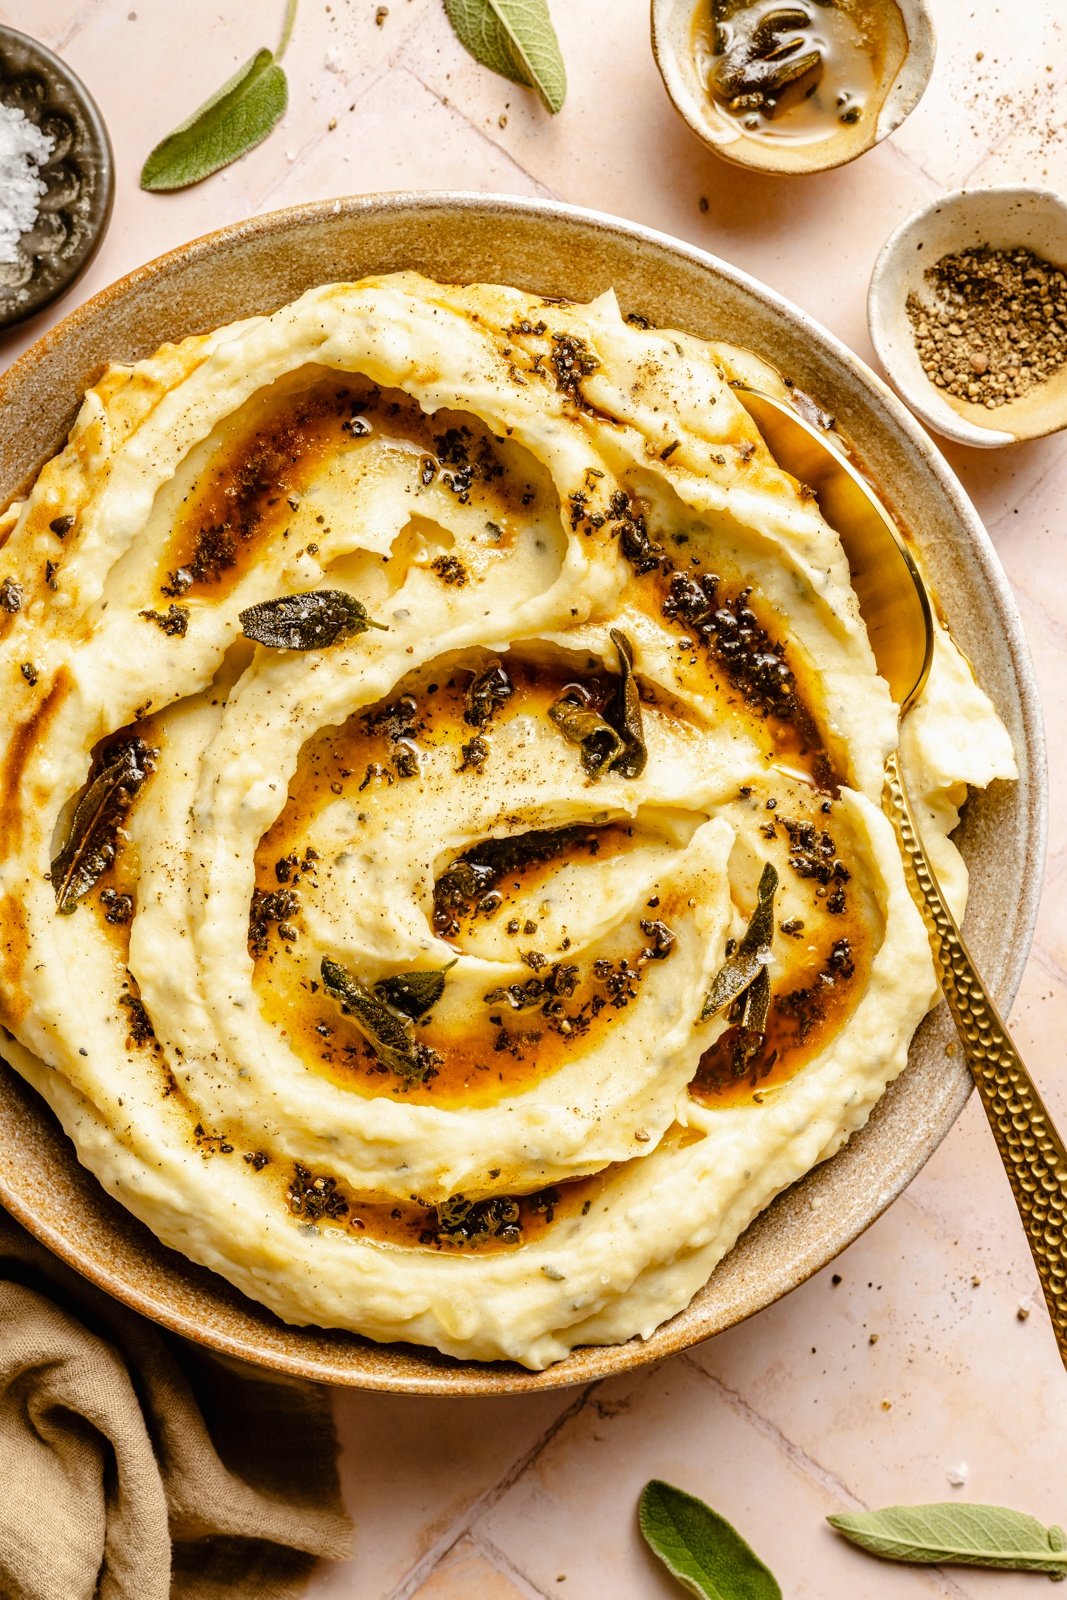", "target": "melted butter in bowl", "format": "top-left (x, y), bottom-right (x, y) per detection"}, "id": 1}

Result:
top-left (653, 0), bottom-right (932, 174)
